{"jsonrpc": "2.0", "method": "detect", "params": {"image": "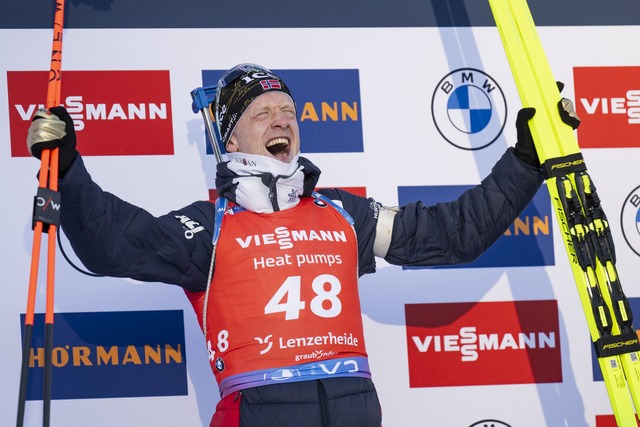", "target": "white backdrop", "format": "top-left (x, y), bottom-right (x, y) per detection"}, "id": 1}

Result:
top-left (2, 24), bottom-right (640, 427)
